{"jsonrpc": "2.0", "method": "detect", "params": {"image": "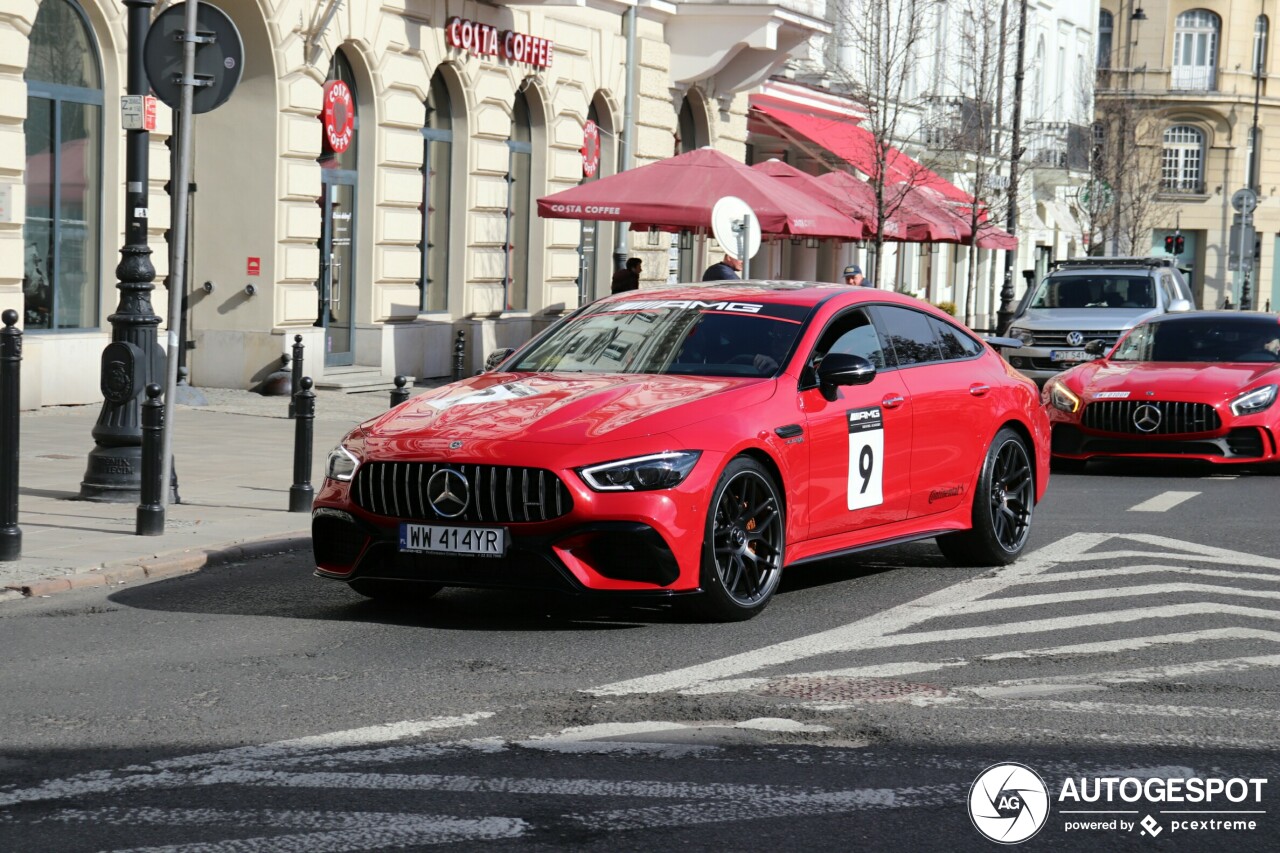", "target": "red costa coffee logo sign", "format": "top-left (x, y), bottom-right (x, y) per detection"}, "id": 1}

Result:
top-left (322, 80), bottom-right (354, 154)
top-left (445, 16), bottom-right (554, 69)
top-left (581, 120), bottom-right (600, 178)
